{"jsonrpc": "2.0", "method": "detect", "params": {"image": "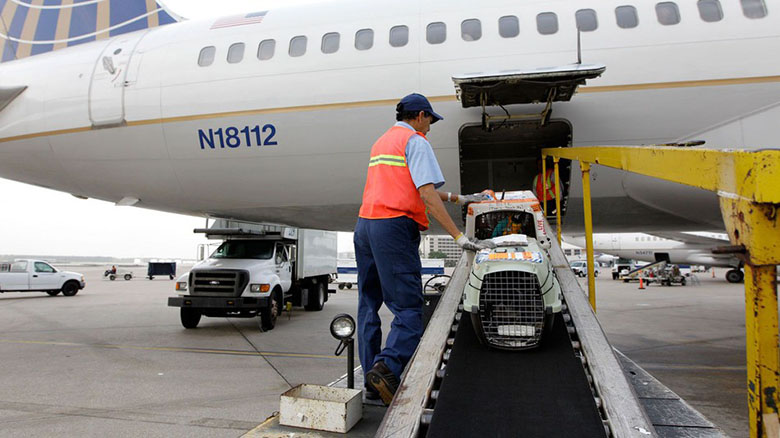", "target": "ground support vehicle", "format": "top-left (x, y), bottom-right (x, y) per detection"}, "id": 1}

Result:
top-left (570, 260), bottom-right (598, 278)
top-left (103, 269), bottom-right (134, 281)
top-left (611, 257), bottom-right (636, 280)
top-left (168, 221), bottom-right (337, 330)
top-left (147, 262), bottom-right (176, 280)
top-left (462, 191), bottom-right (562, 350)
top-left (0, 259), bottom-right (85, 296)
